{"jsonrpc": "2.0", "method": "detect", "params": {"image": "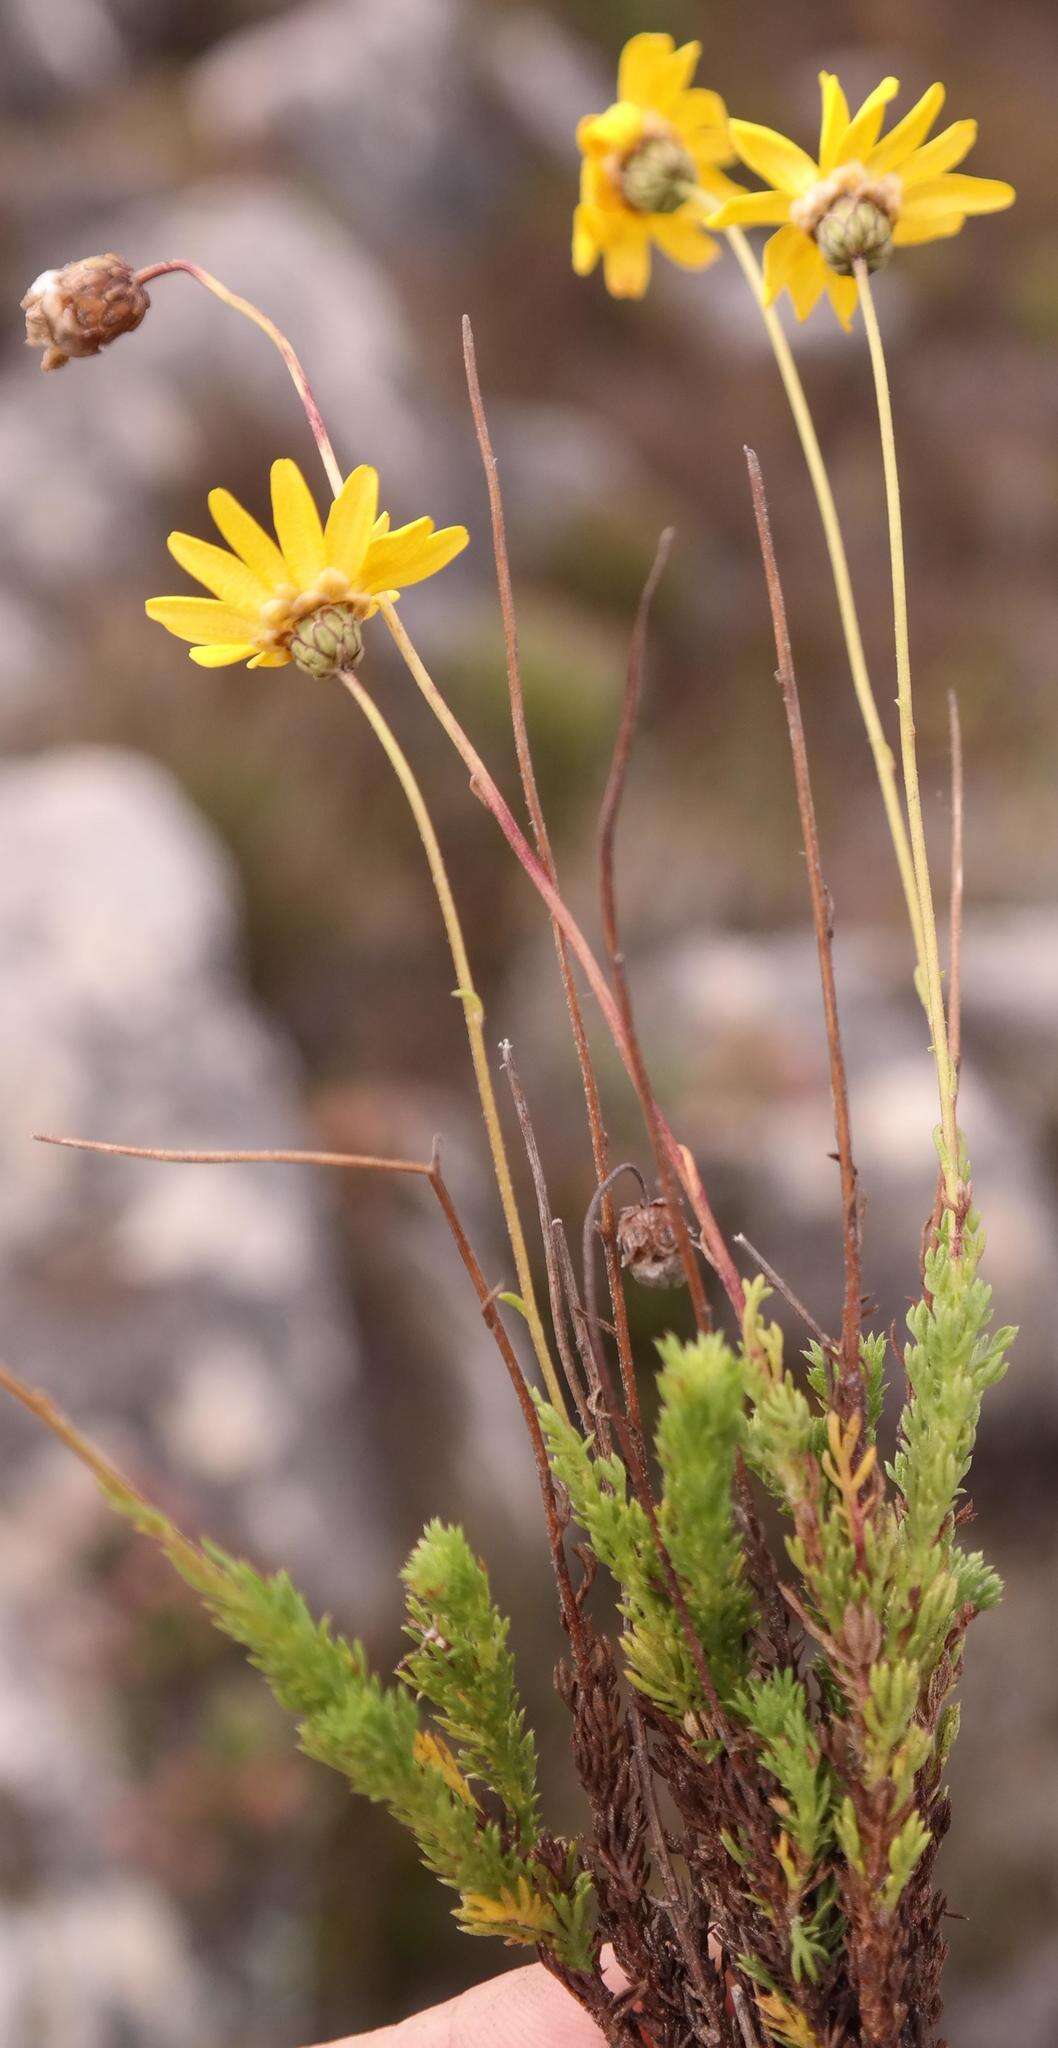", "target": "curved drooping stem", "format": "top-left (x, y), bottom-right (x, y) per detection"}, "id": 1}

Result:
top-left (722, 226), bottom-right (927, 994)
top-left (856, 264), bottom-right (958, 1197)
top-left (338, 668), bottom-right (564, 1411)
top-left (135, 260), bottom-right (344, 497)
